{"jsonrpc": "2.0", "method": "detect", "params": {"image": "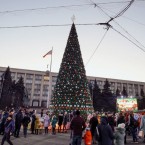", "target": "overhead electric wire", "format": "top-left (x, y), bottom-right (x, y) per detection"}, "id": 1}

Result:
top-left (0, 4), bottom-right (92, 14)
top-left (0, 23), bottom-right (101, 29)
top-left (84, 0), bottom-right (145, 66)
top-left (111, 27), bottom-right (145, 53)
top-left (107, 0), bottom-right (134, 23)
top-left (122, 16), bottom-right (145, 27)
top-left (100, 6), bottom-right (145, 27)
top-left (0, 1), bottom-right (131, 15)
top-left (95, 4), bottom-right (145, 52)
top-left (89, 0), bottom-right (135, 23)
top-left (85, 29), bottom-right (108, 66)
top-left (114, 20), bottom-right (145, 49)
